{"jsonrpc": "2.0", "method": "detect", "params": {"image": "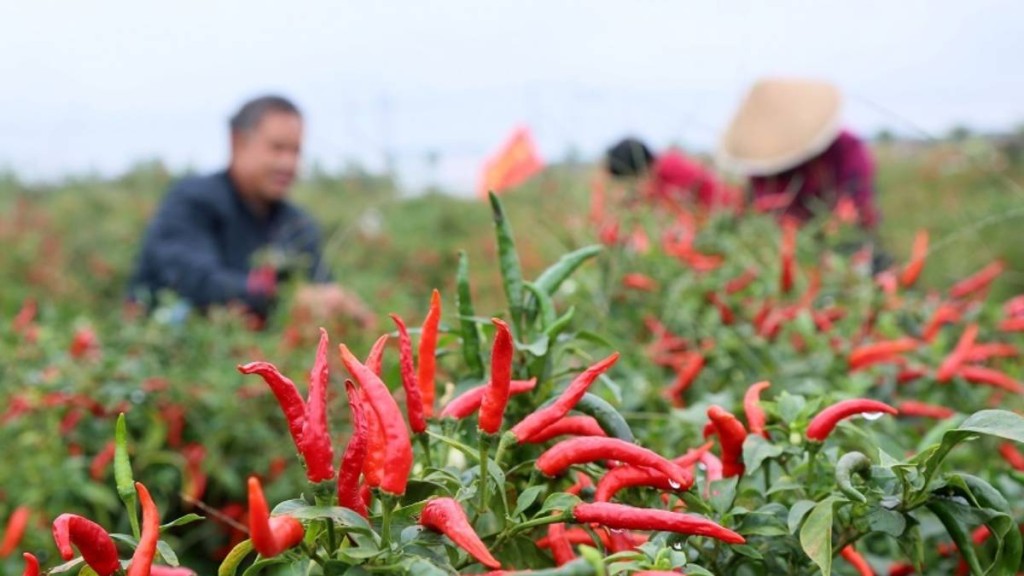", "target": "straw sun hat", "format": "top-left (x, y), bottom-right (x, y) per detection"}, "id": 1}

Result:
top-left (717, 78), bottom-right (843, 177)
